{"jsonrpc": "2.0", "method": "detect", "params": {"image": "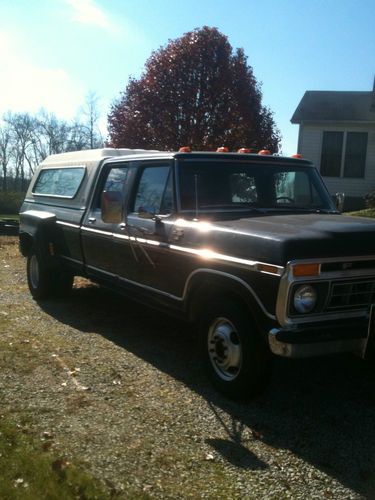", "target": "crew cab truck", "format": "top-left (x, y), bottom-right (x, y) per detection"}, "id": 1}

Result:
top-left (19, 148), bottom-right (375, 399)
